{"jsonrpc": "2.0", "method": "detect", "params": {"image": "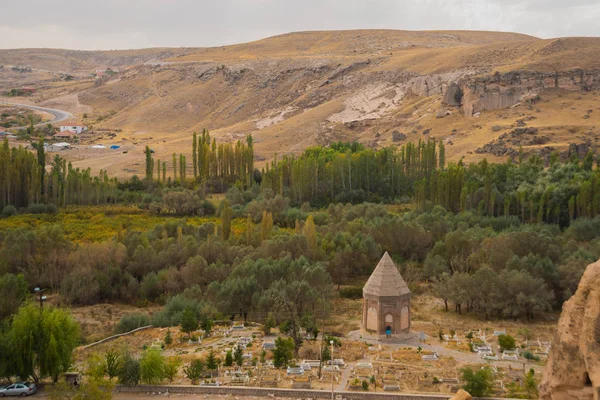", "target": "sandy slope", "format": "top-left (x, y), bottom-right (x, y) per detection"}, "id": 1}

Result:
top-left (1, 30), bottom-right (599, 177)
